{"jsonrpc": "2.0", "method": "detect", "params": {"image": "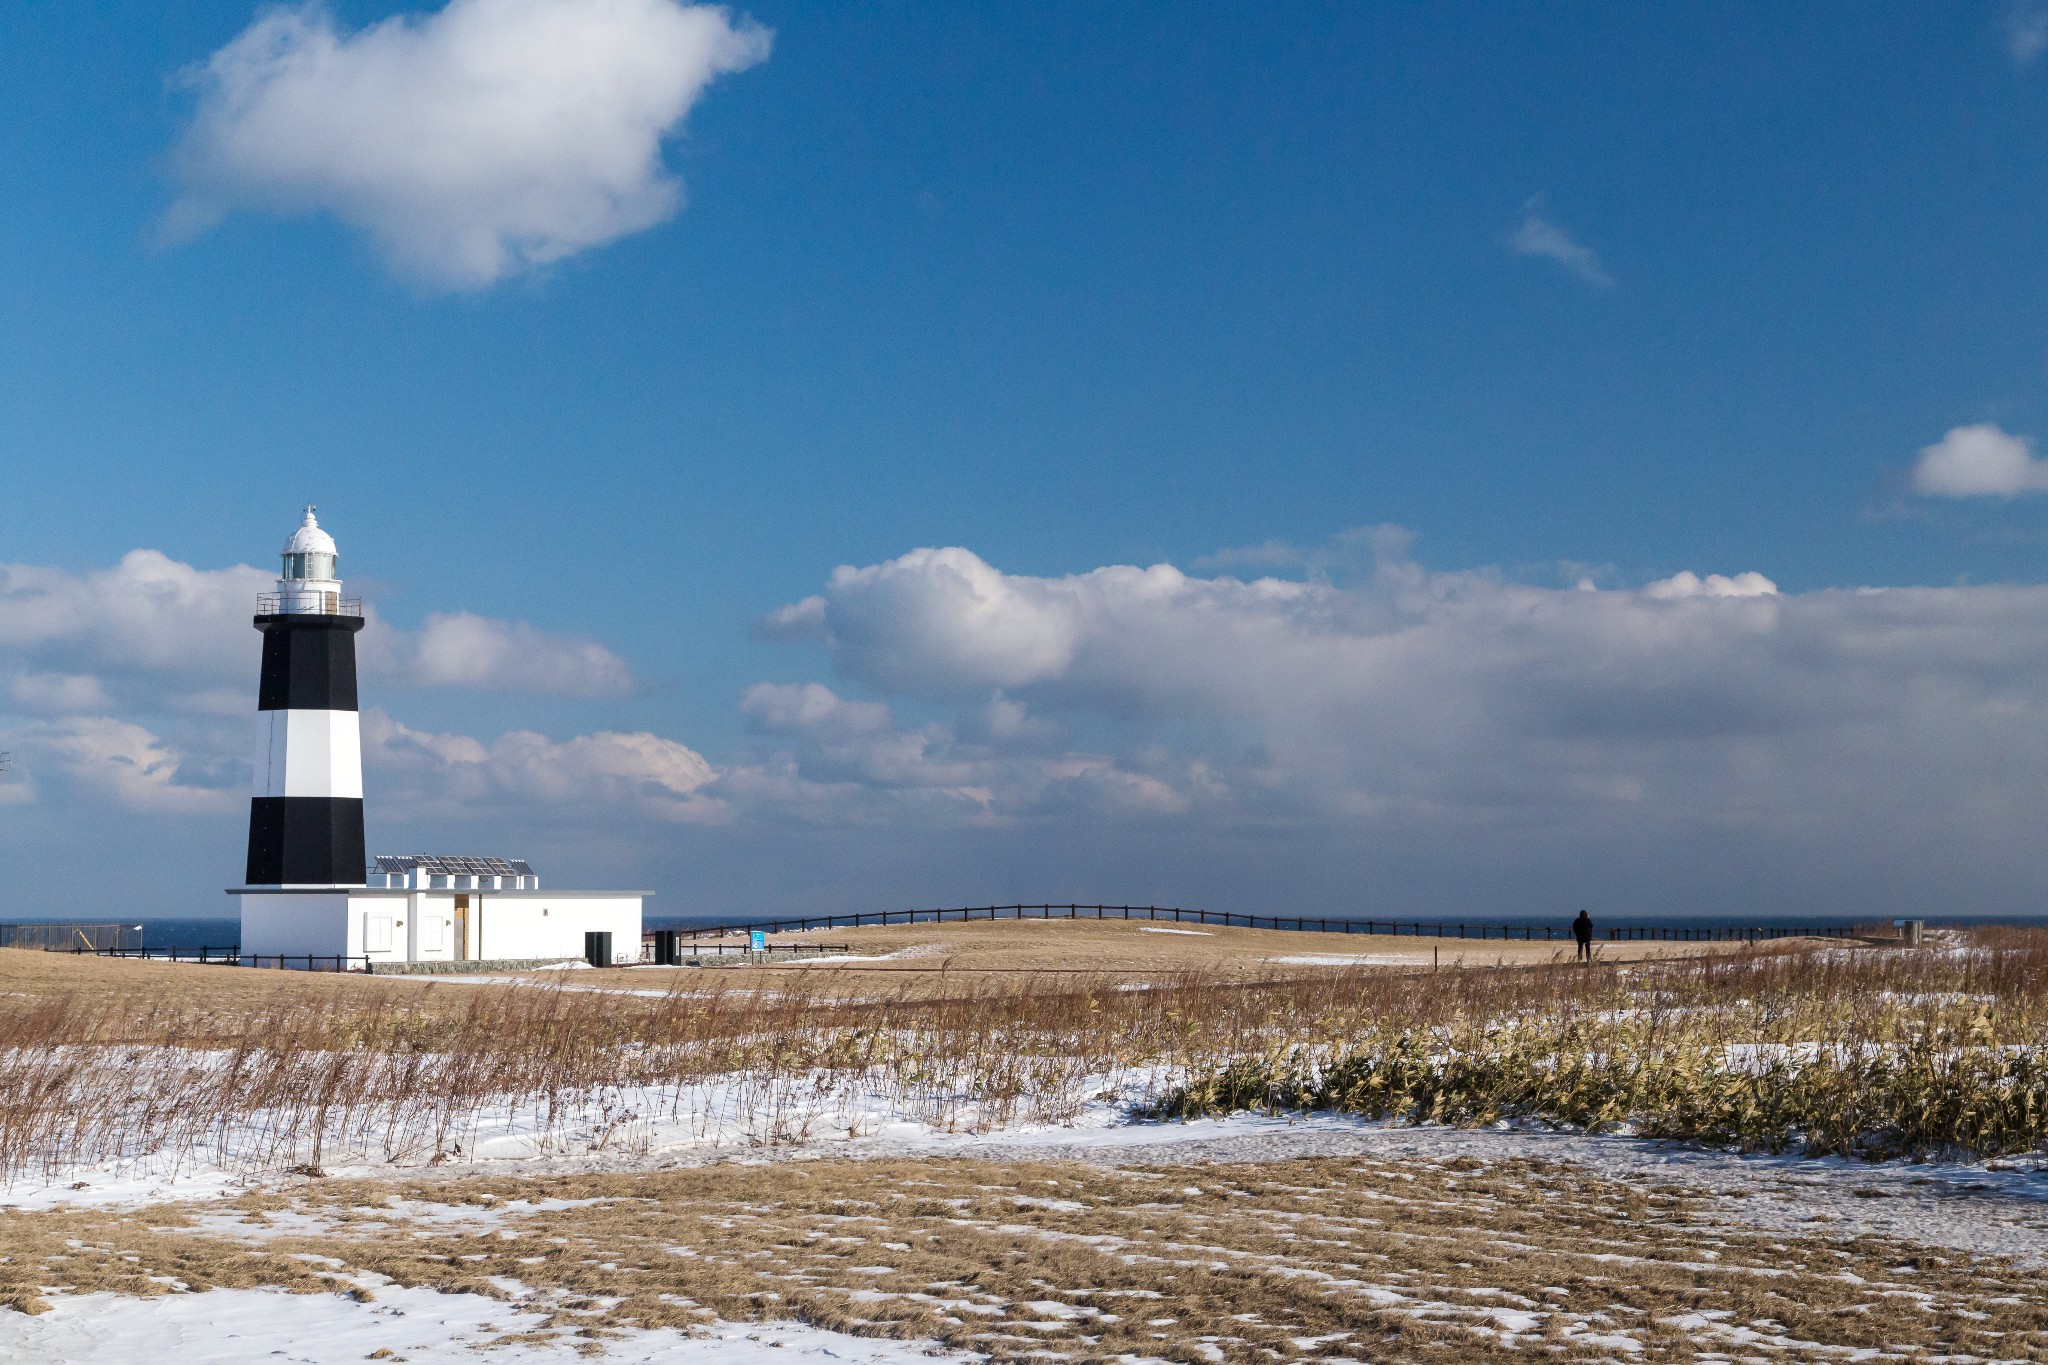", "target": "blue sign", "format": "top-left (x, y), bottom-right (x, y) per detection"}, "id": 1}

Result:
top-left (750, 929), bottom-right (766, 951)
